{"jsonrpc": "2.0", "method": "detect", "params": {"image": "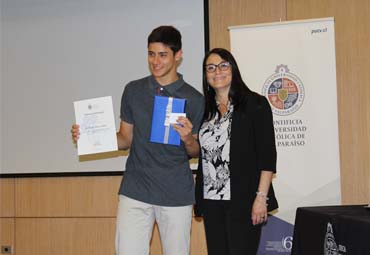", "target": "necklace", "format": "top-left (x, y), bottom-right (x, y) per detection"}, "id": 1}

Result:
top-left (216, 100), bottom-right (230, 115)
top-left (217, 102), bottom-right (228, 110)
